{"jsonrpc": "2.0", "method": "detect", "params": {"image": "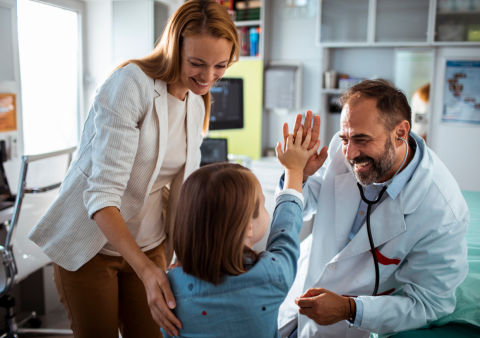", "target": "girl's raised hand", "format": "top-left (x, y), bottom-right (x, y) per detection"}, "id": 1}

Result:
top-left (276, 125), bottom-right (321, 173)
